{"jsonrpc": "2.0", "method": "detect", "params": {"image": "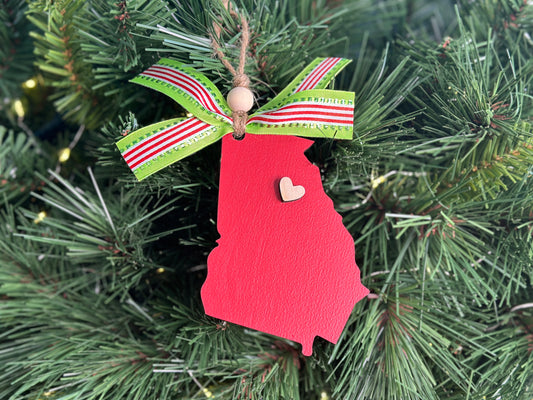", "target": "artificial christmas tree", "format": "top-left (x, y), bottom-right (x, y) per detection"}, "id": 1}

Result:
top-left (1, 0), bottom-right (532, 399)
